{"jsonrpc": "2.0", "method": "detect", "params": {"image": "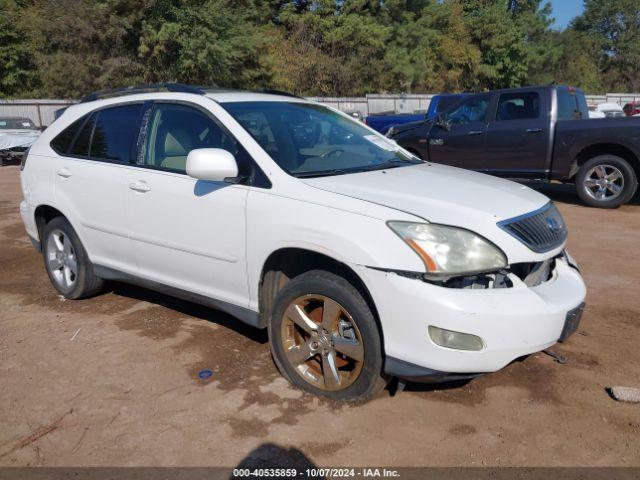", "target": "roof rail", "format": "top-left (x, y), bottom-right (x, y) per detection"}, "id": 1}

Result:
top-left (79, 83), bottom-right (206, 103)
top-left (256, 89), bottom-right (302, 99)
